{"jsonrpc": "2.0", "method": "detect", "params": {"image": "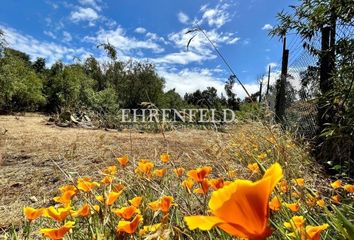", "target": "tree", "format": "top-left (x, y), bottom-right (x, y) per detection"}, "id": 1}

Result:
top-left (0, 48), bottom-right (45, 112)
top-left (271, 0), bottom-right (354, 176)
